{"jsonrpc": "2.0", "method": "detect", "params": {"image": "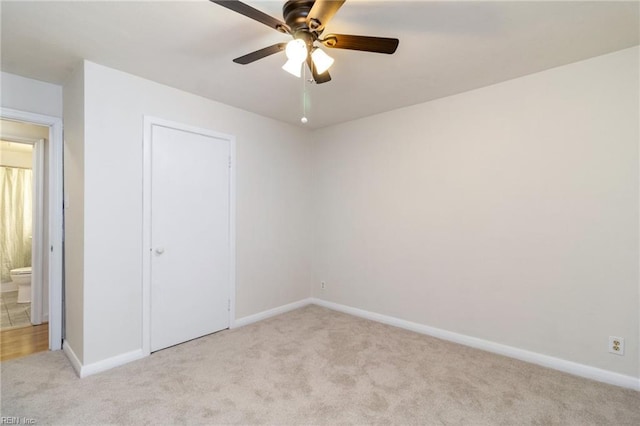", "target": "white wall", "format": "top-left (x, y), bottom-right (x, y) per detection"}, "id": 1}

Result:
top-left (13, 48), bottom-right (638, 383)
top-left (1, 74), bottom-right (62, 325)
top-left (312, 47), bottom-right (639, 378)
top-left (63, 65), bottom-right (85, 361)
top-left (1, 72), bottom-right (62, 118)
top-left (75, 61), bottom-right (312, 365)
